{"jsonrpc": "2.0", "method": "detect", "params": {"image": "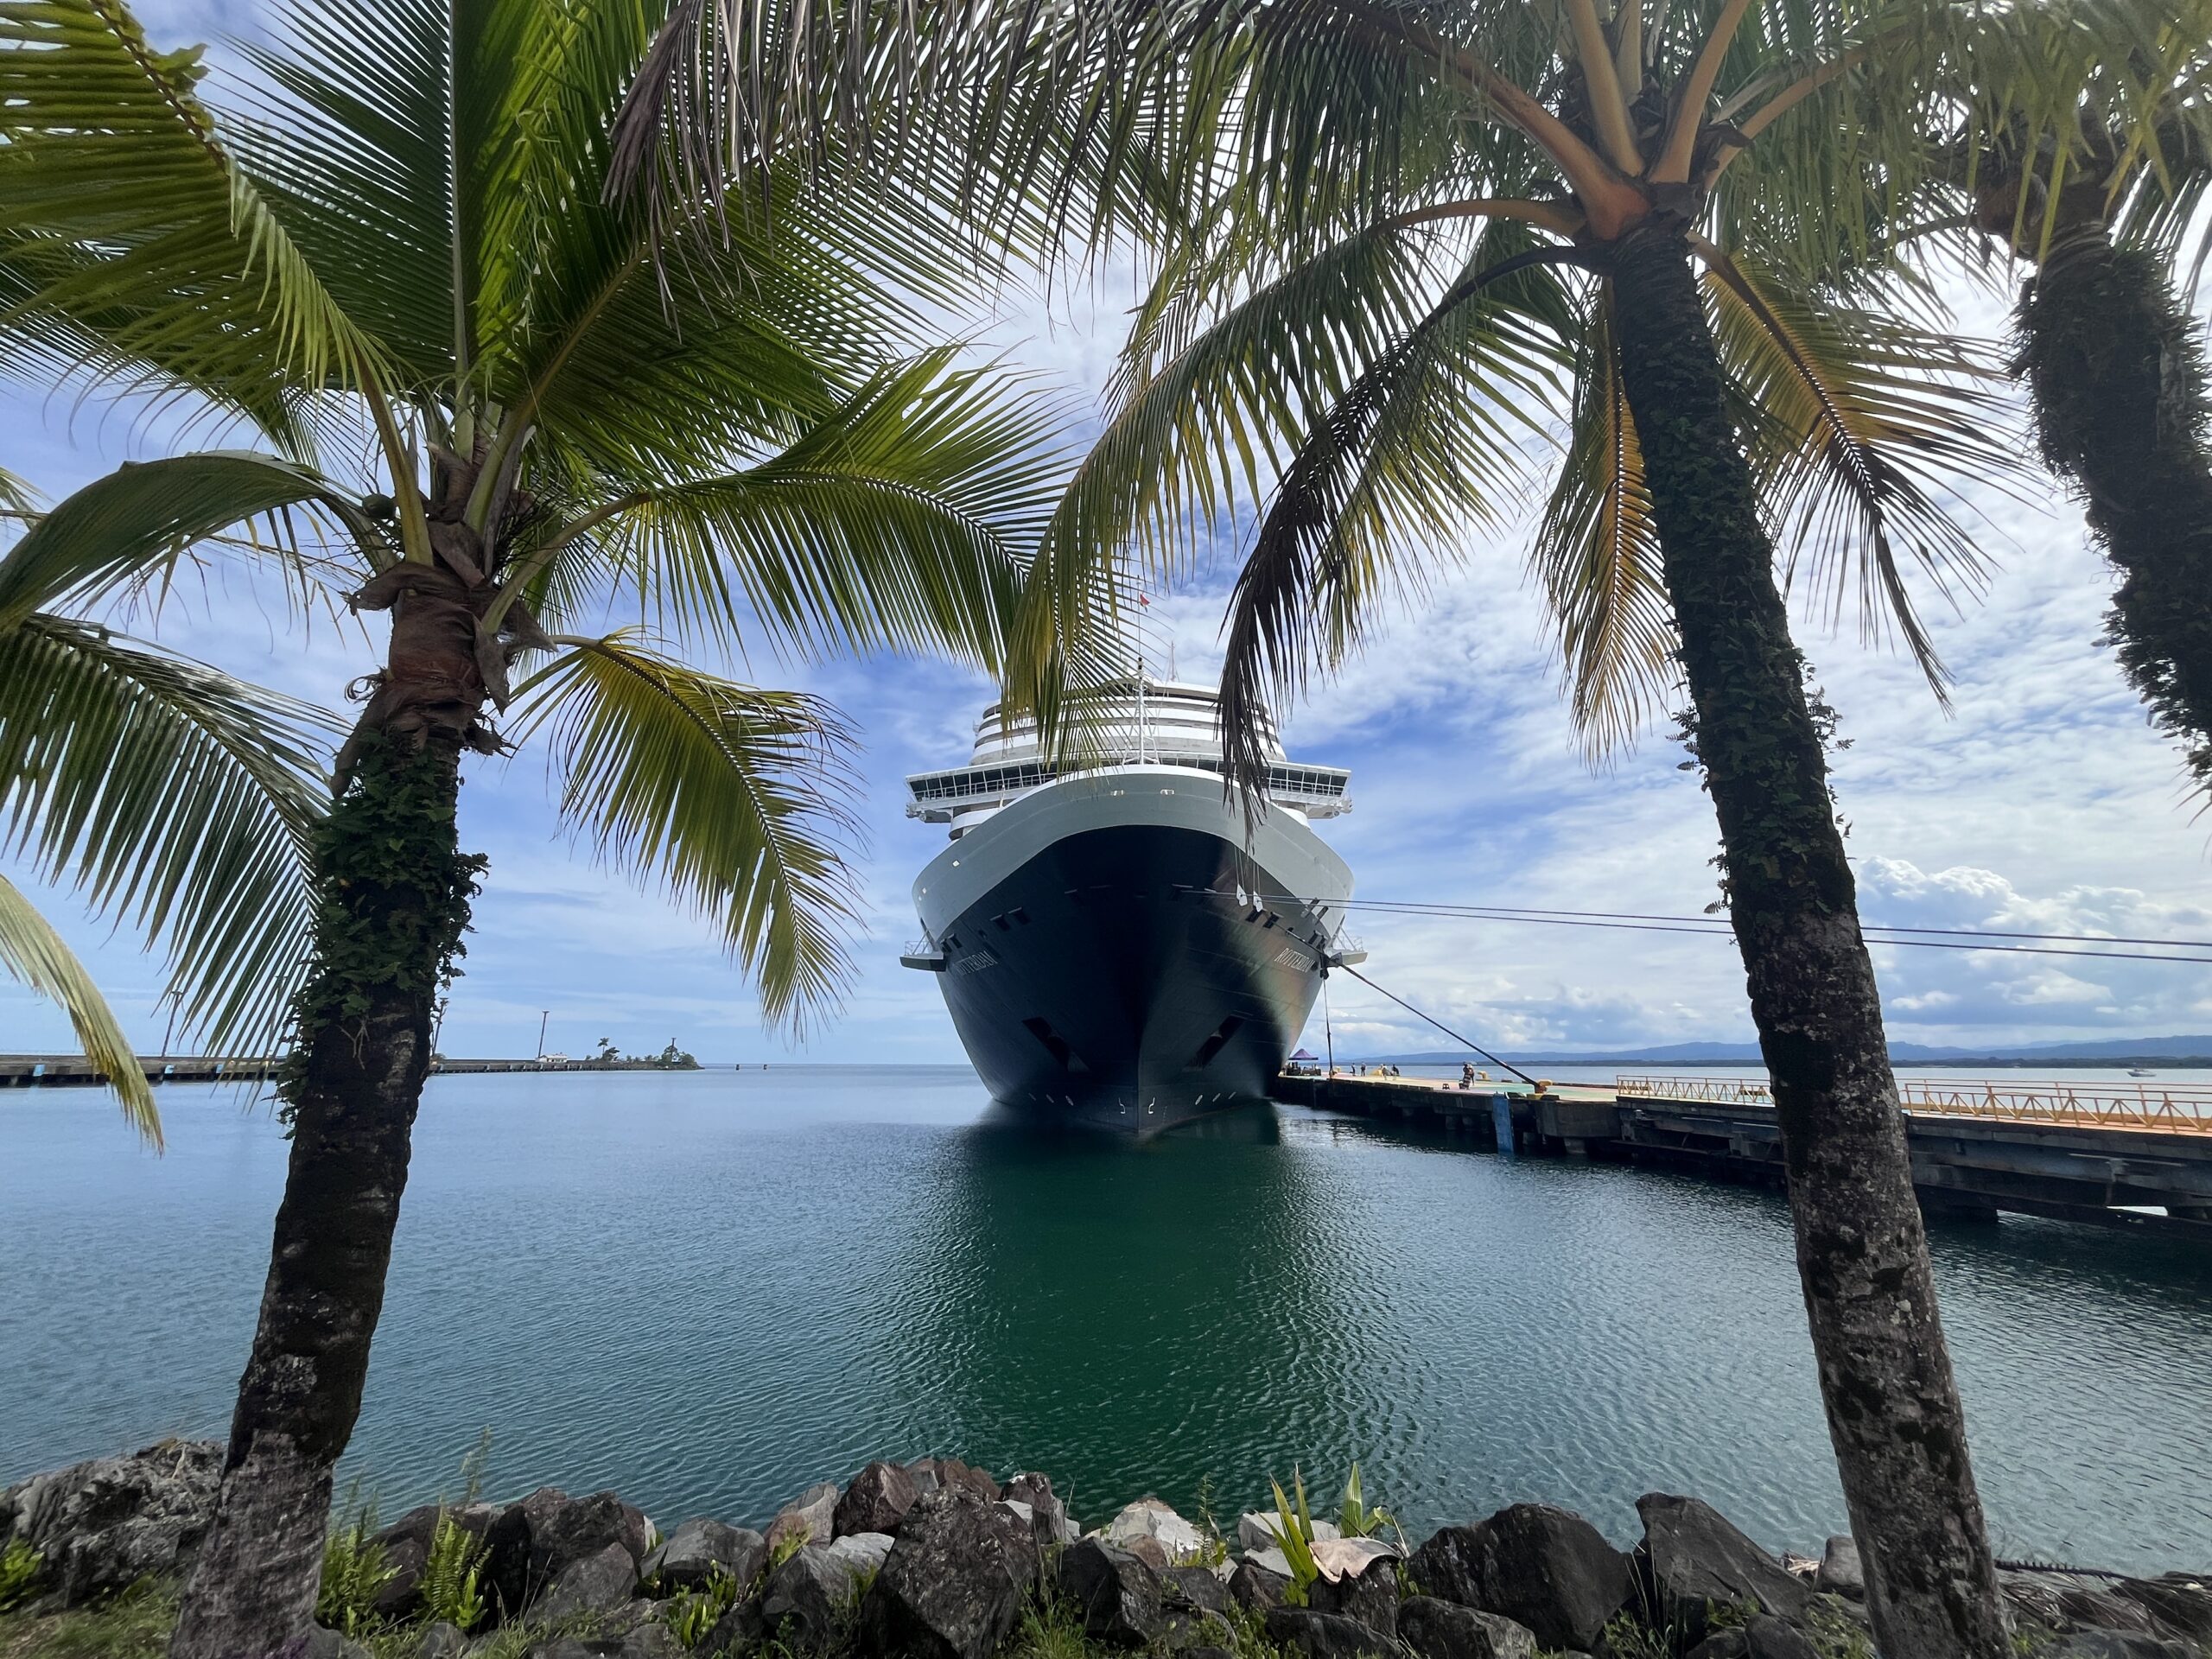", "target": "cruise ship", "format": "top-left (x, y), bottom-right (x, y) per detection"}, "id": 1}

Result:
top-left (900, 672), bottom-right (1359, 1135)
